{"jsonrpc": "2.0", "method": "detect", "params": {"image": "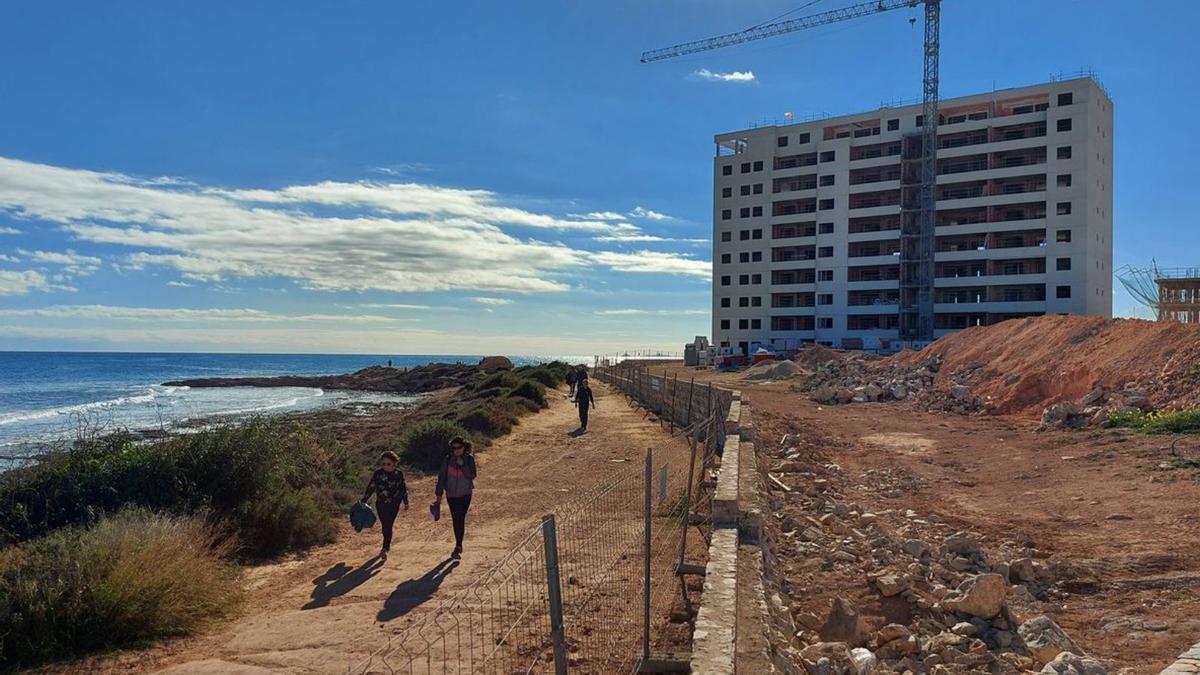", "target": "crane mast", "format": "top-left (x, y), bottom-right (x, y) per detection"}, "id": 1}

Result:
top-left (642, 0), bottom-right (942, 343)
